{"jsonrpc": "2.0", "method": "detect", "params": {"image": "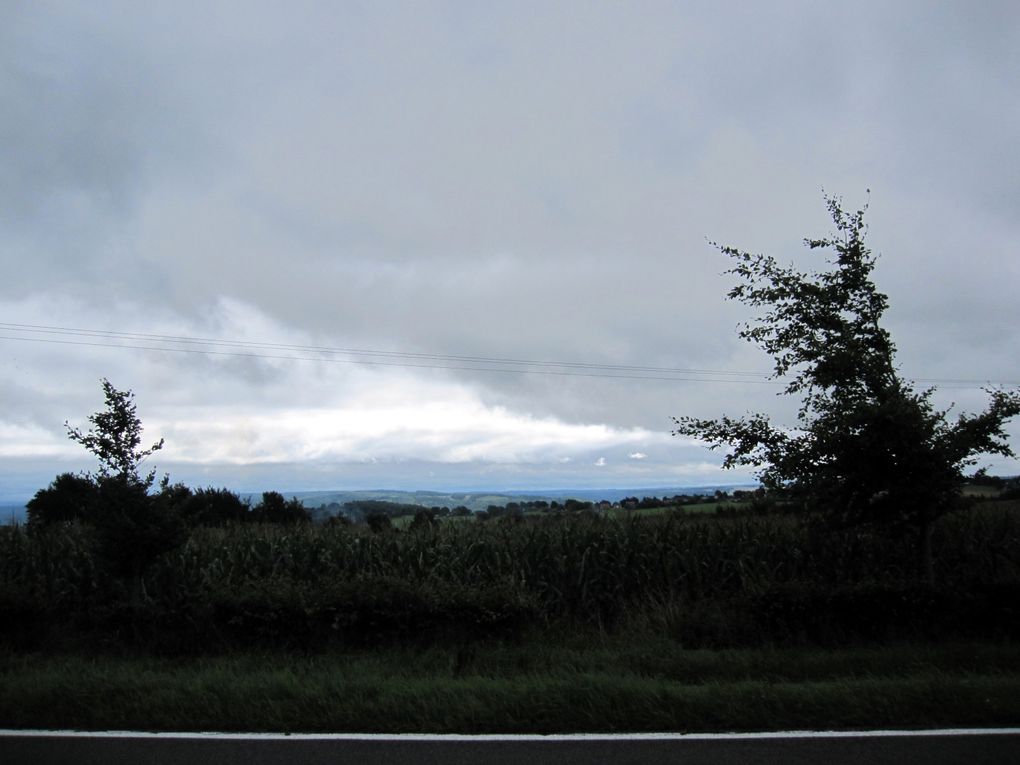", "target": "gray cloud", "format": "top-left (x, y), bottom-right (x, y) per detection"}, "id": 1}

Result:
top-left (2, 1), bottom-right (1019, 497)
